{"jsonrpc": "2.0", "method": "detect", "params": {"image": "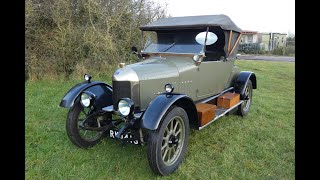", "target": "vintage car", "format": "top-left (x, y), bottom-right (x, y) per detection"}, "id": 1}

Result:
top-left (60, 14), bottom-right (256, 175)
